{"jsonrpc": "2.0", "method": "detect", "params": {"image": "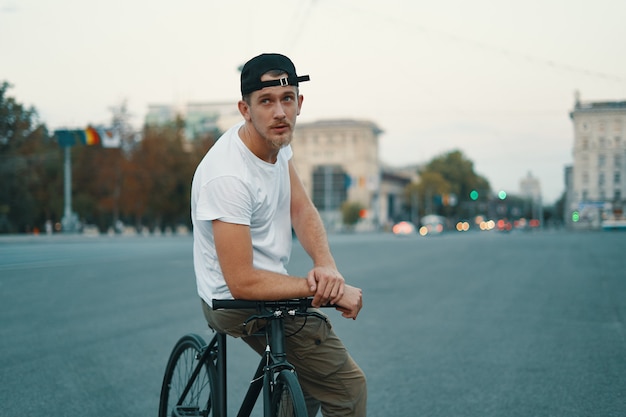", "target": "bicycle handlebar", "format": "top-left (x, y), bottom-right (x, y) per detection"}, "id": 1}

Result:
top-left (212, 298), bottom-right (335, 311)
